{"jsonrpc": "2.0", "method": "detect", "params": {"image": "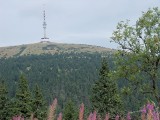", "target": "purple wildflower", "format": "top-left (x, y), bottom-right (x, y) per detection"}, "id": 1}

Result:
top-left (92, 111), bottom-right (97, 120)
top-left (115, 115), bottom-right (119, 120)
top-left (141, 106), bottom-right (146, 113)
top-left (147, 103), bottom-right (154, 111)
top-left (127, 112), bottom-right (131, 120)
top-left (87, 113), bottom-right (93, 120)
